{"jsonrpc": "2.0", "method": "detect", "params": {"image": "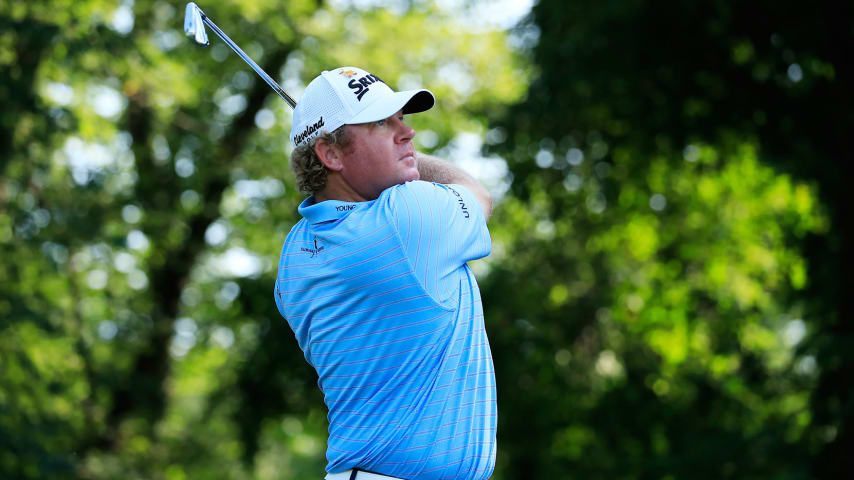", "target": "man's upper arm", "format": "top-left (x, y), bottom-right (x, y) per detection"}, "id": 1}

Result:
top-left (390, 181), bottom-right (491, 295)
top-left (459, 179), bottom-right (493, 221)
